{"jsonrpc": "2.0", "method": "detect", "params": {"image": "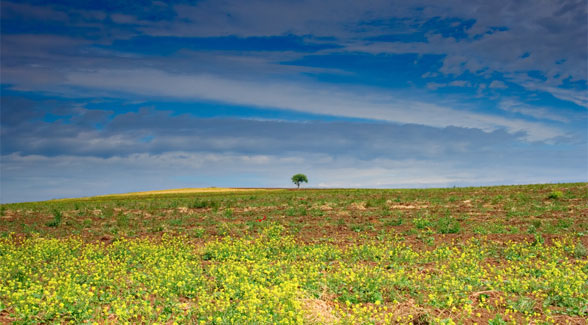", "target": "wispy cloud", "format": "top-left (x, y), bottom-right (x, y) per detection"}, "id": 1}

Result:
top-left (489, 80), bottom-right (507, 89)
top-left (498, 99), bottom-right (571, 123)
top-left (518, 80), bottom-right (588, 109)
top-left (64, 68), bottom-right (565, 141)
